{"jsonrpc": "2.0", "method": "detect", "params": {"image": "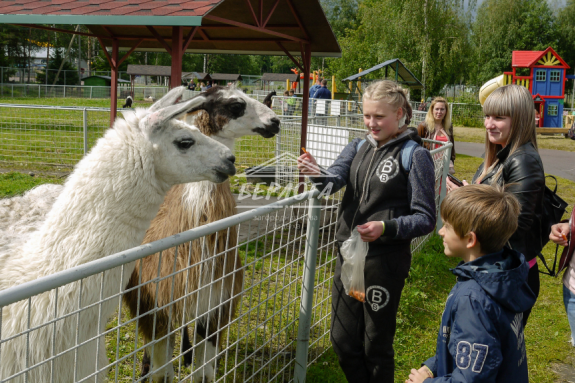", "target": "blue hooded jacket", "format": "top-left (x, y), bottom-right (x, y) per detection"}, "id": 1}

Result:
top-left (423, 248), bottom-right (536, 383)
